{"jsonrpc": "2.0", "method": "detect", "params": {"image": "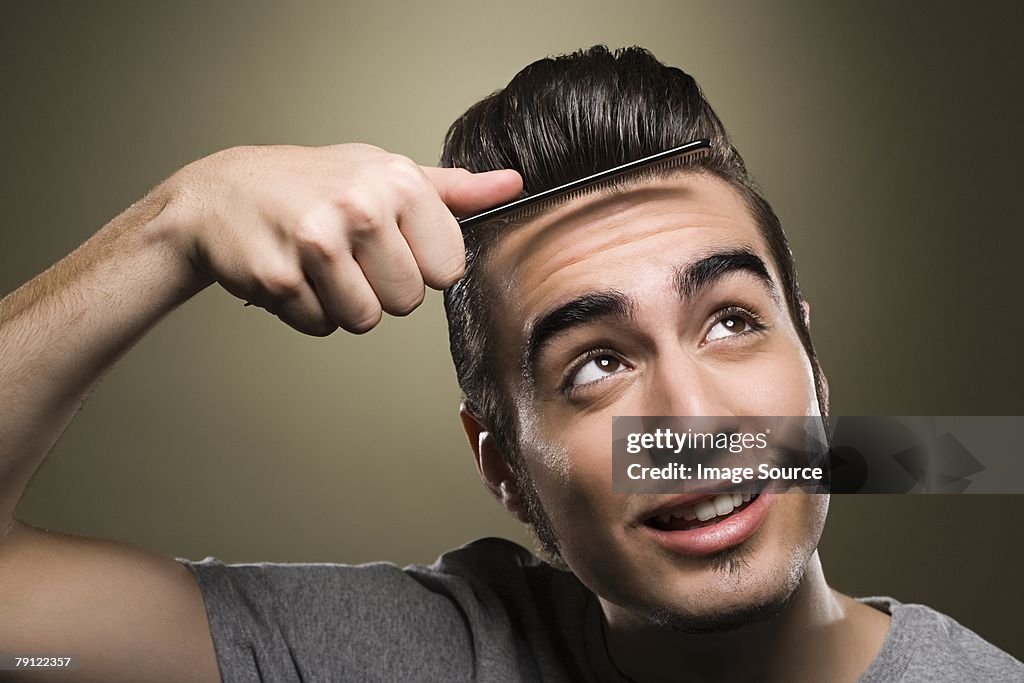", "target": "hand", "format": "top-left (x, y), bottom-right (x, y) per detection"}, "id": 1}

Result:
top-left (163, 143), bottom-right (522, 335)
